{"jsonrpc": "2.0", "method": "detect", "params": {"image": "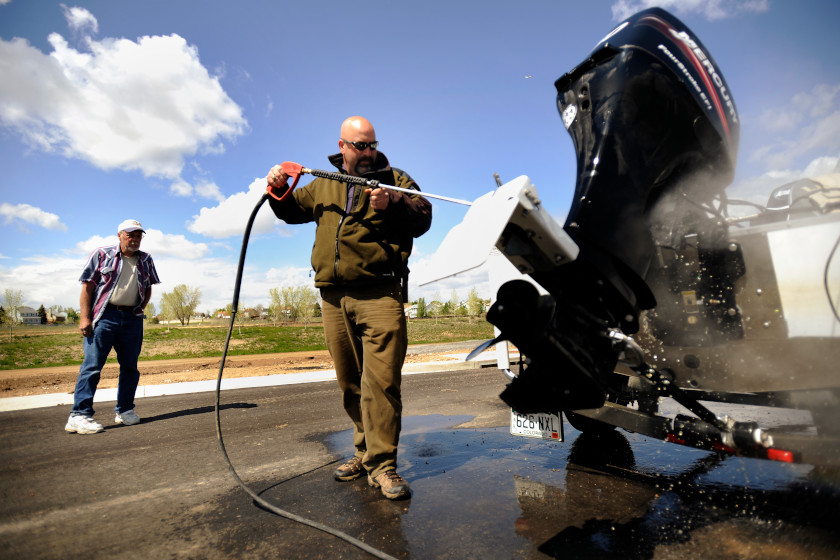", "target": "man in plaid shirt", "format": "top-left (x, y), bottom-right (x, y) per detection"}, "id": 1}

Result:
top-left (65, 219), bottom-right (161, 435)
